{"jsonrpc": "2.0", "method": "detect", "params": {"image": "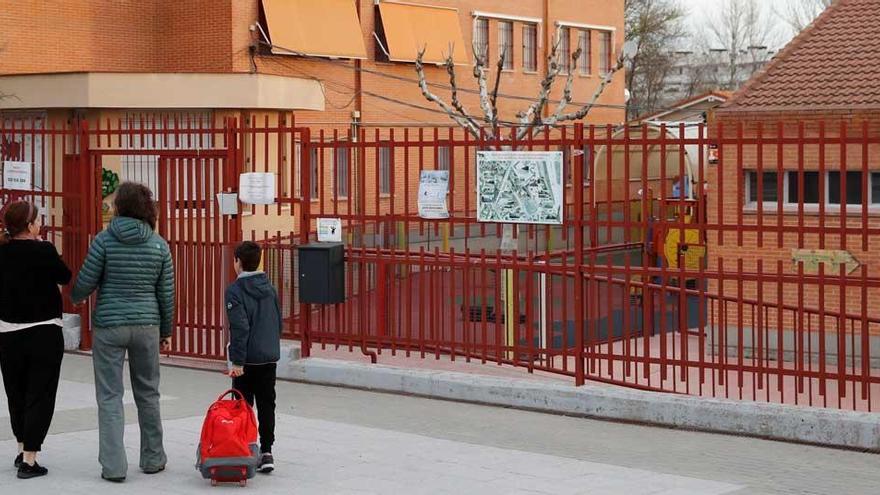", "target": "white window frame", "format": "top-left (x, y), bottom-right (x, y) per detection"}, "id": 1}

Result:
top-left (743, 169), bottom-right (880, 213)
